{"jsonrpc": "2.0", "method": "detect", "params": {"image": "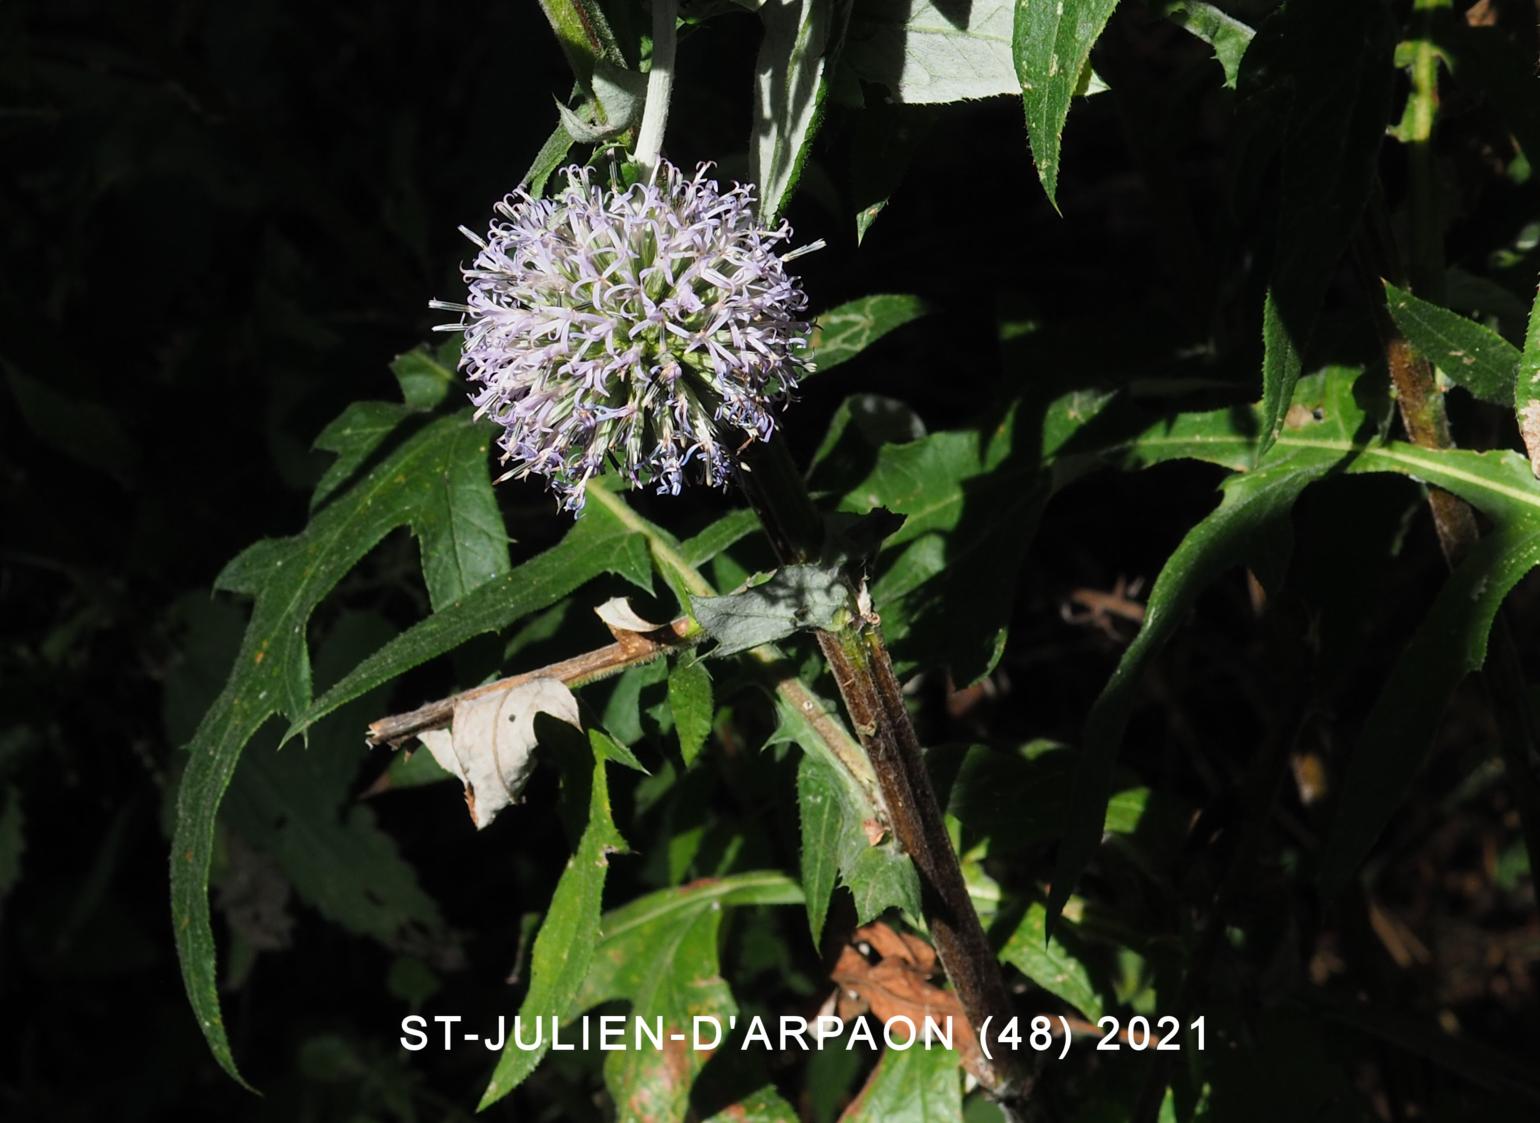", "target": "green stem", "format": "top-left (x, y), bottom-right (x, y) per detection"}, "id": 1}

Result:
top-left (738, 439), bottom-right (1038, 1118)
